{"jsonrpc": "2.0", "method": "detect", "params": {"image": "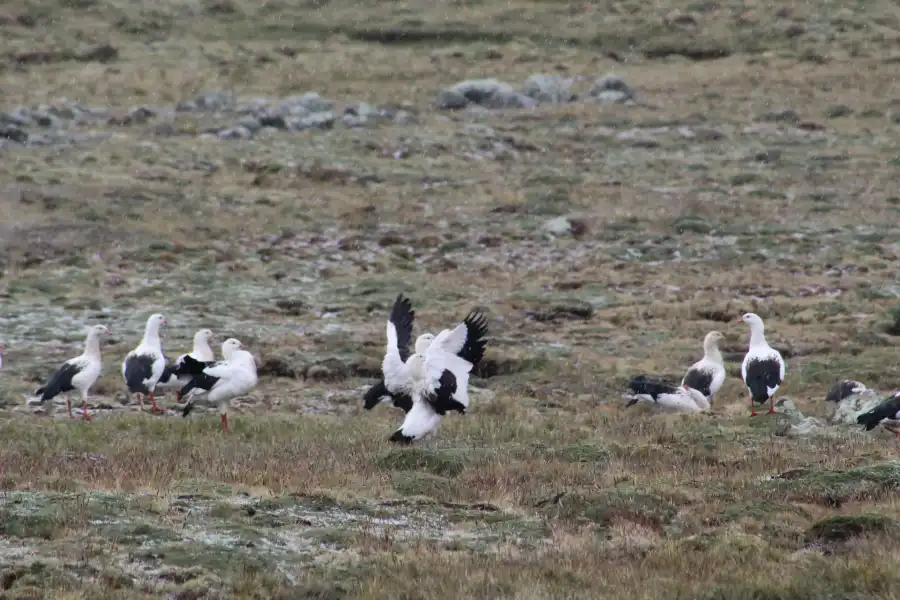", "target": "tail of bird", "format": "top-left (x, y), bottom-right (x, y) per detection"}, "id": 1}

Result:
top-left (628, 375), bottom-right (677, 399)
top-left (363, 380), bottom-right (390, 410)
